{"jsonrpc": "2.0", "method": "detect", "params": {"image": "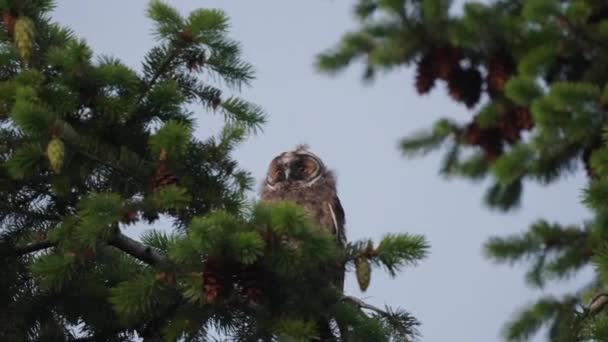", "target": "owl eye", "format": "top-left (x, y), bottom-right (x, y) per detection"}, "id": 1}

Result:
top-left (267, 158), bottom-right (285, 184)
top-left (300, 157), bottom-right (319, 177)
